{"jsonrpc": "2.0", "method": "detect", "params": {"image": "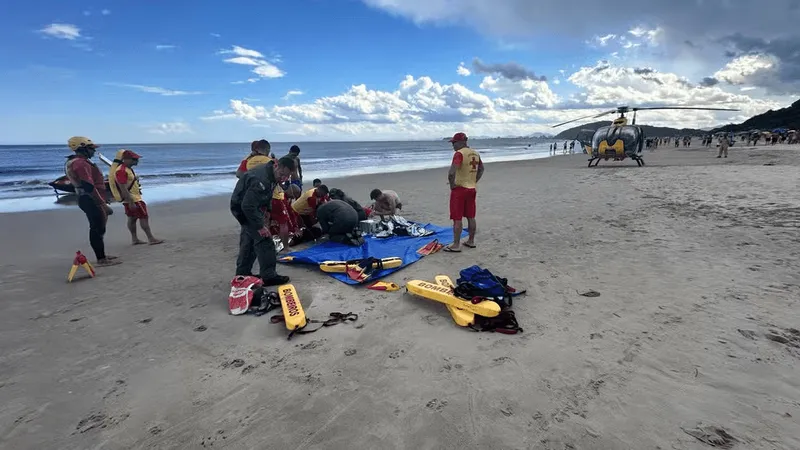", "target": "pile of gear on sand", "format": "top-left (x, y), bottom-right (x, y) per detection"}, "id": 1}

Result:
top-left (228, 263), bottom-right (525, 339)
